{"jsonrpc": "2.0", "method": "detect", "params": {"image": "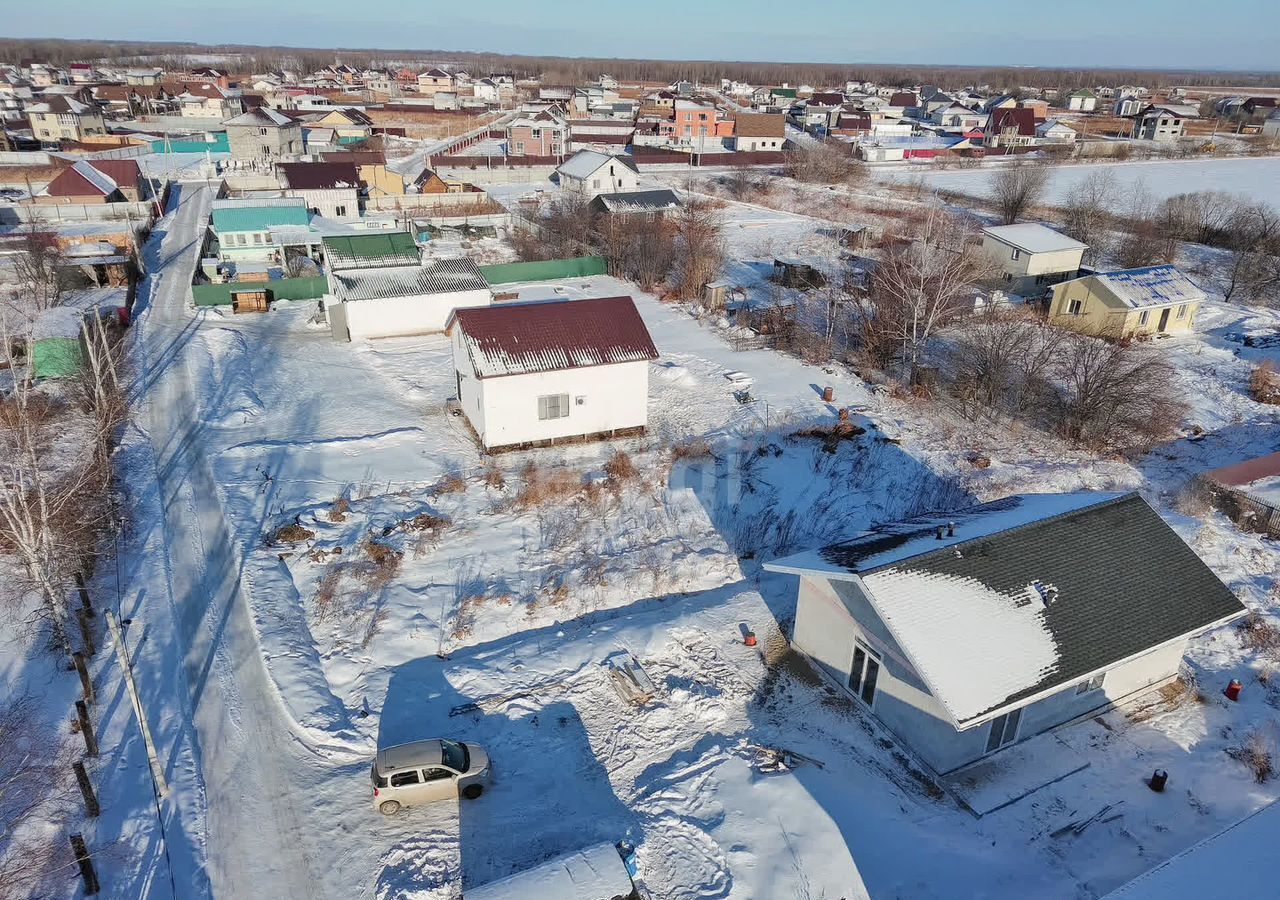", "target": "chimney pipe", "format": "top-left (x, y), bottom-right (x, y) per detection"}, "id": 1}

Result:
top-left (947, 522), bottom-right (955, 538)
